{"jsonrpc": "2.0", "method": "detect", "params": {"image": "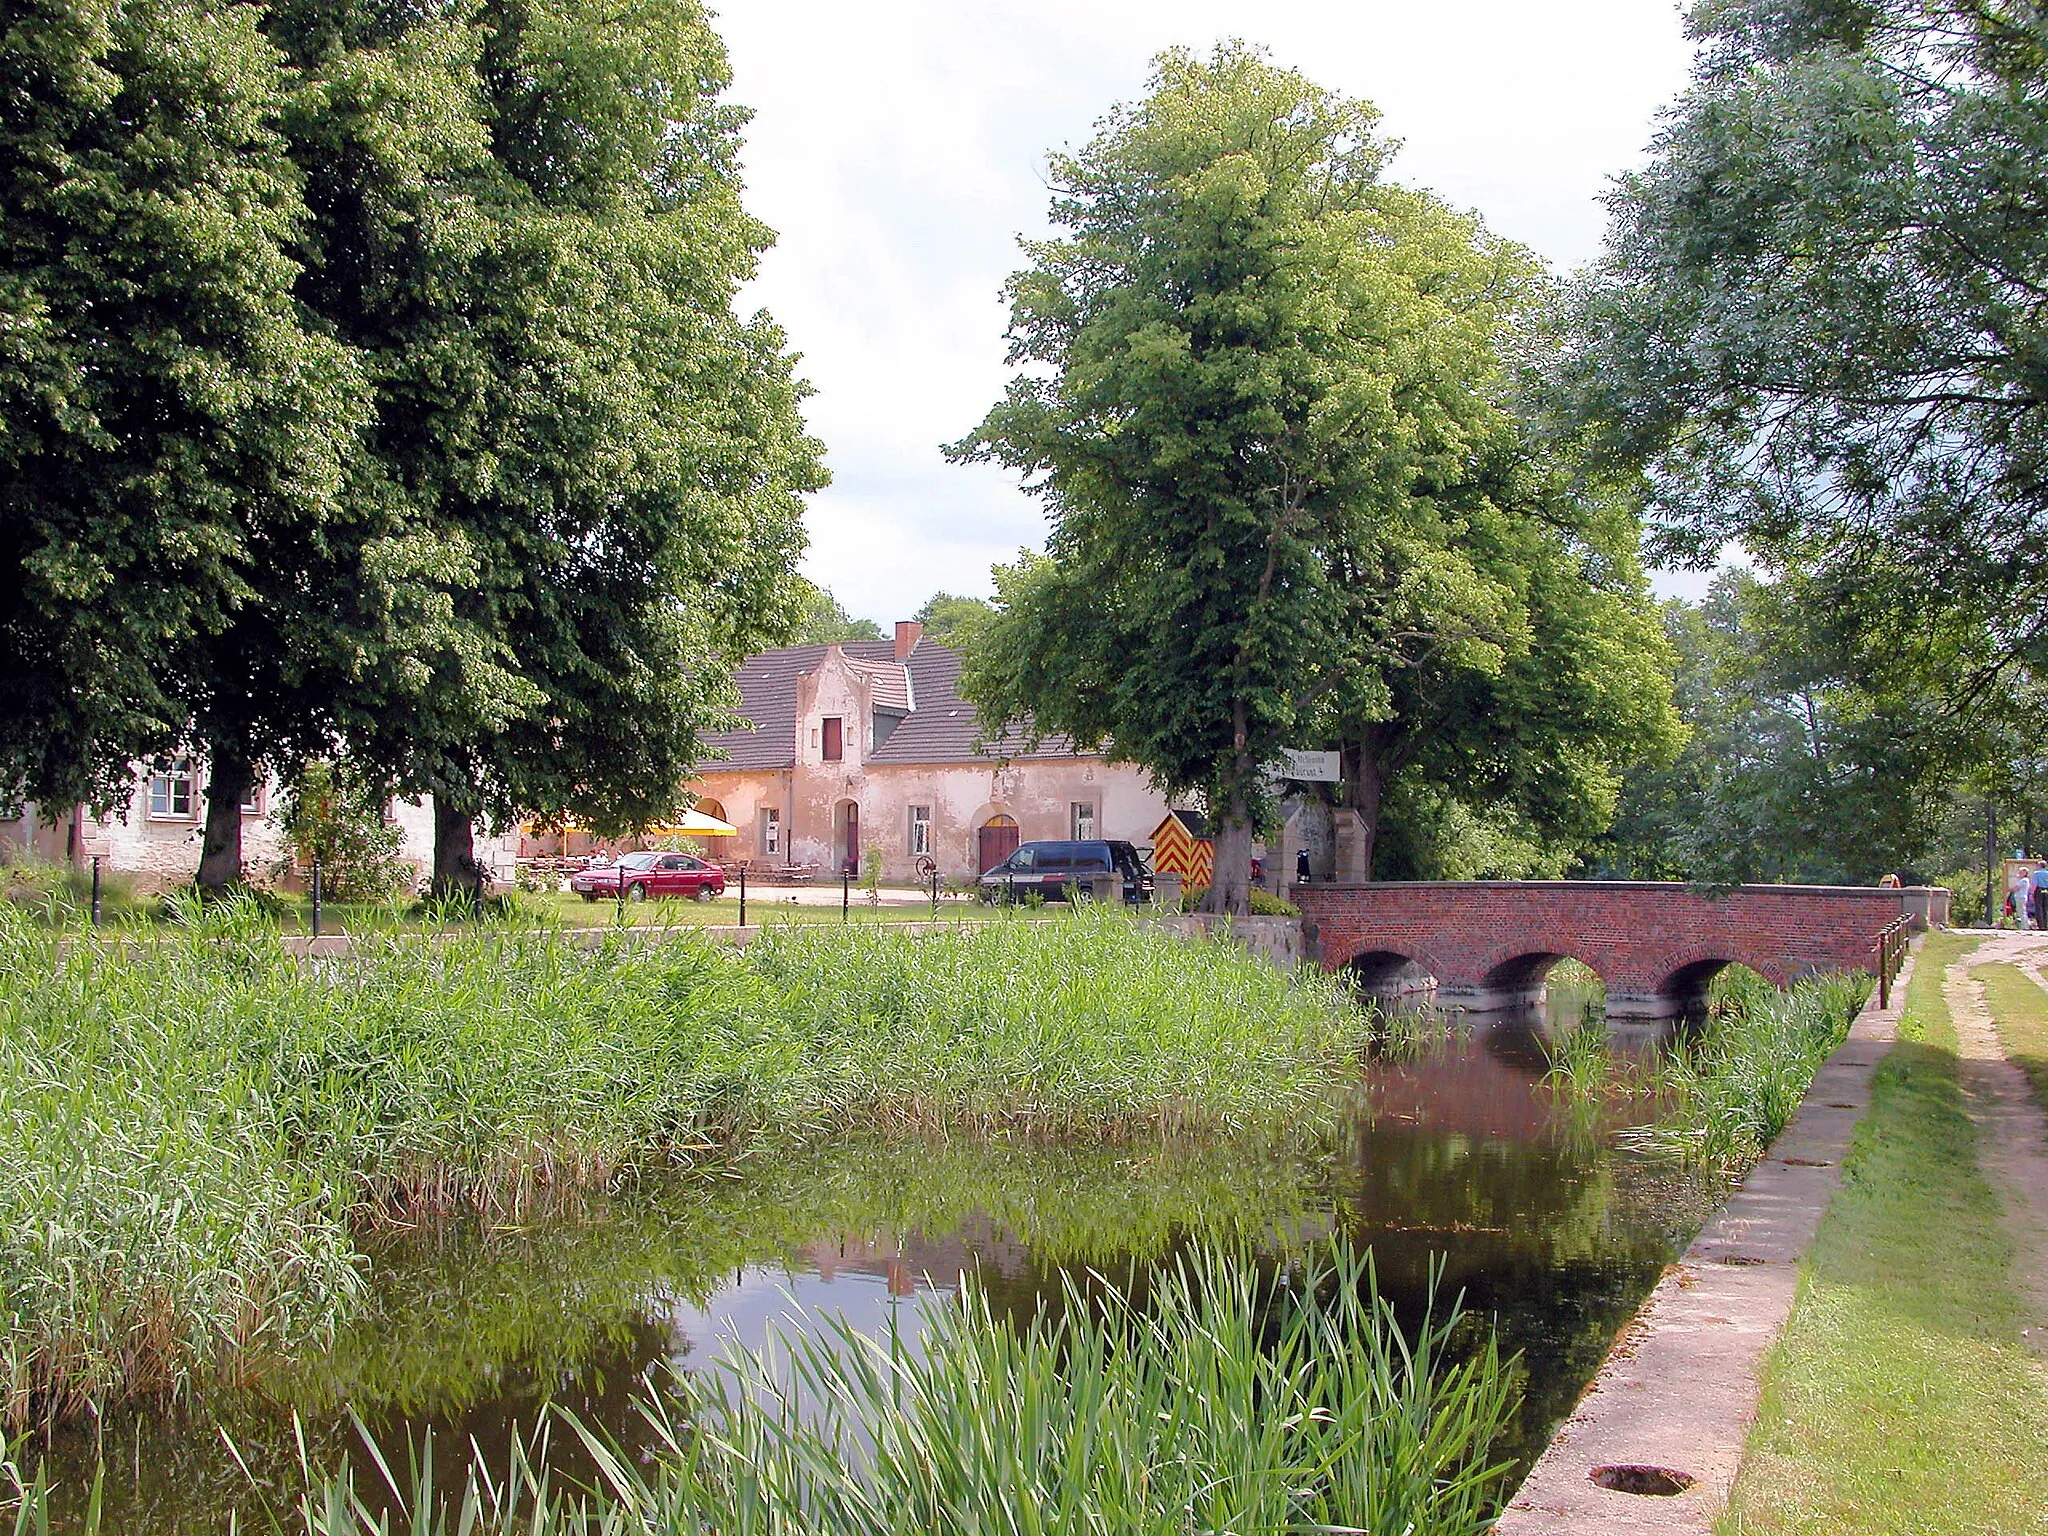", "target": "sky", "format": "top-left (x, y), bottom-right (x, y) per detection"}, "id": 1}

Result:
top-left (716, 1), bottom-right (1704, 626)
